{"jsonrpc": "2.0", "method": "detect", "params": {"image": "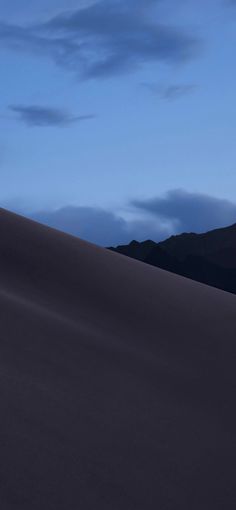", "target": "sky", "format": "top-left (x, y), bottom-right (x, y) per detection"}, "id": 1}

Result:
top-left (0, 0), bottom-right (236, 245)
